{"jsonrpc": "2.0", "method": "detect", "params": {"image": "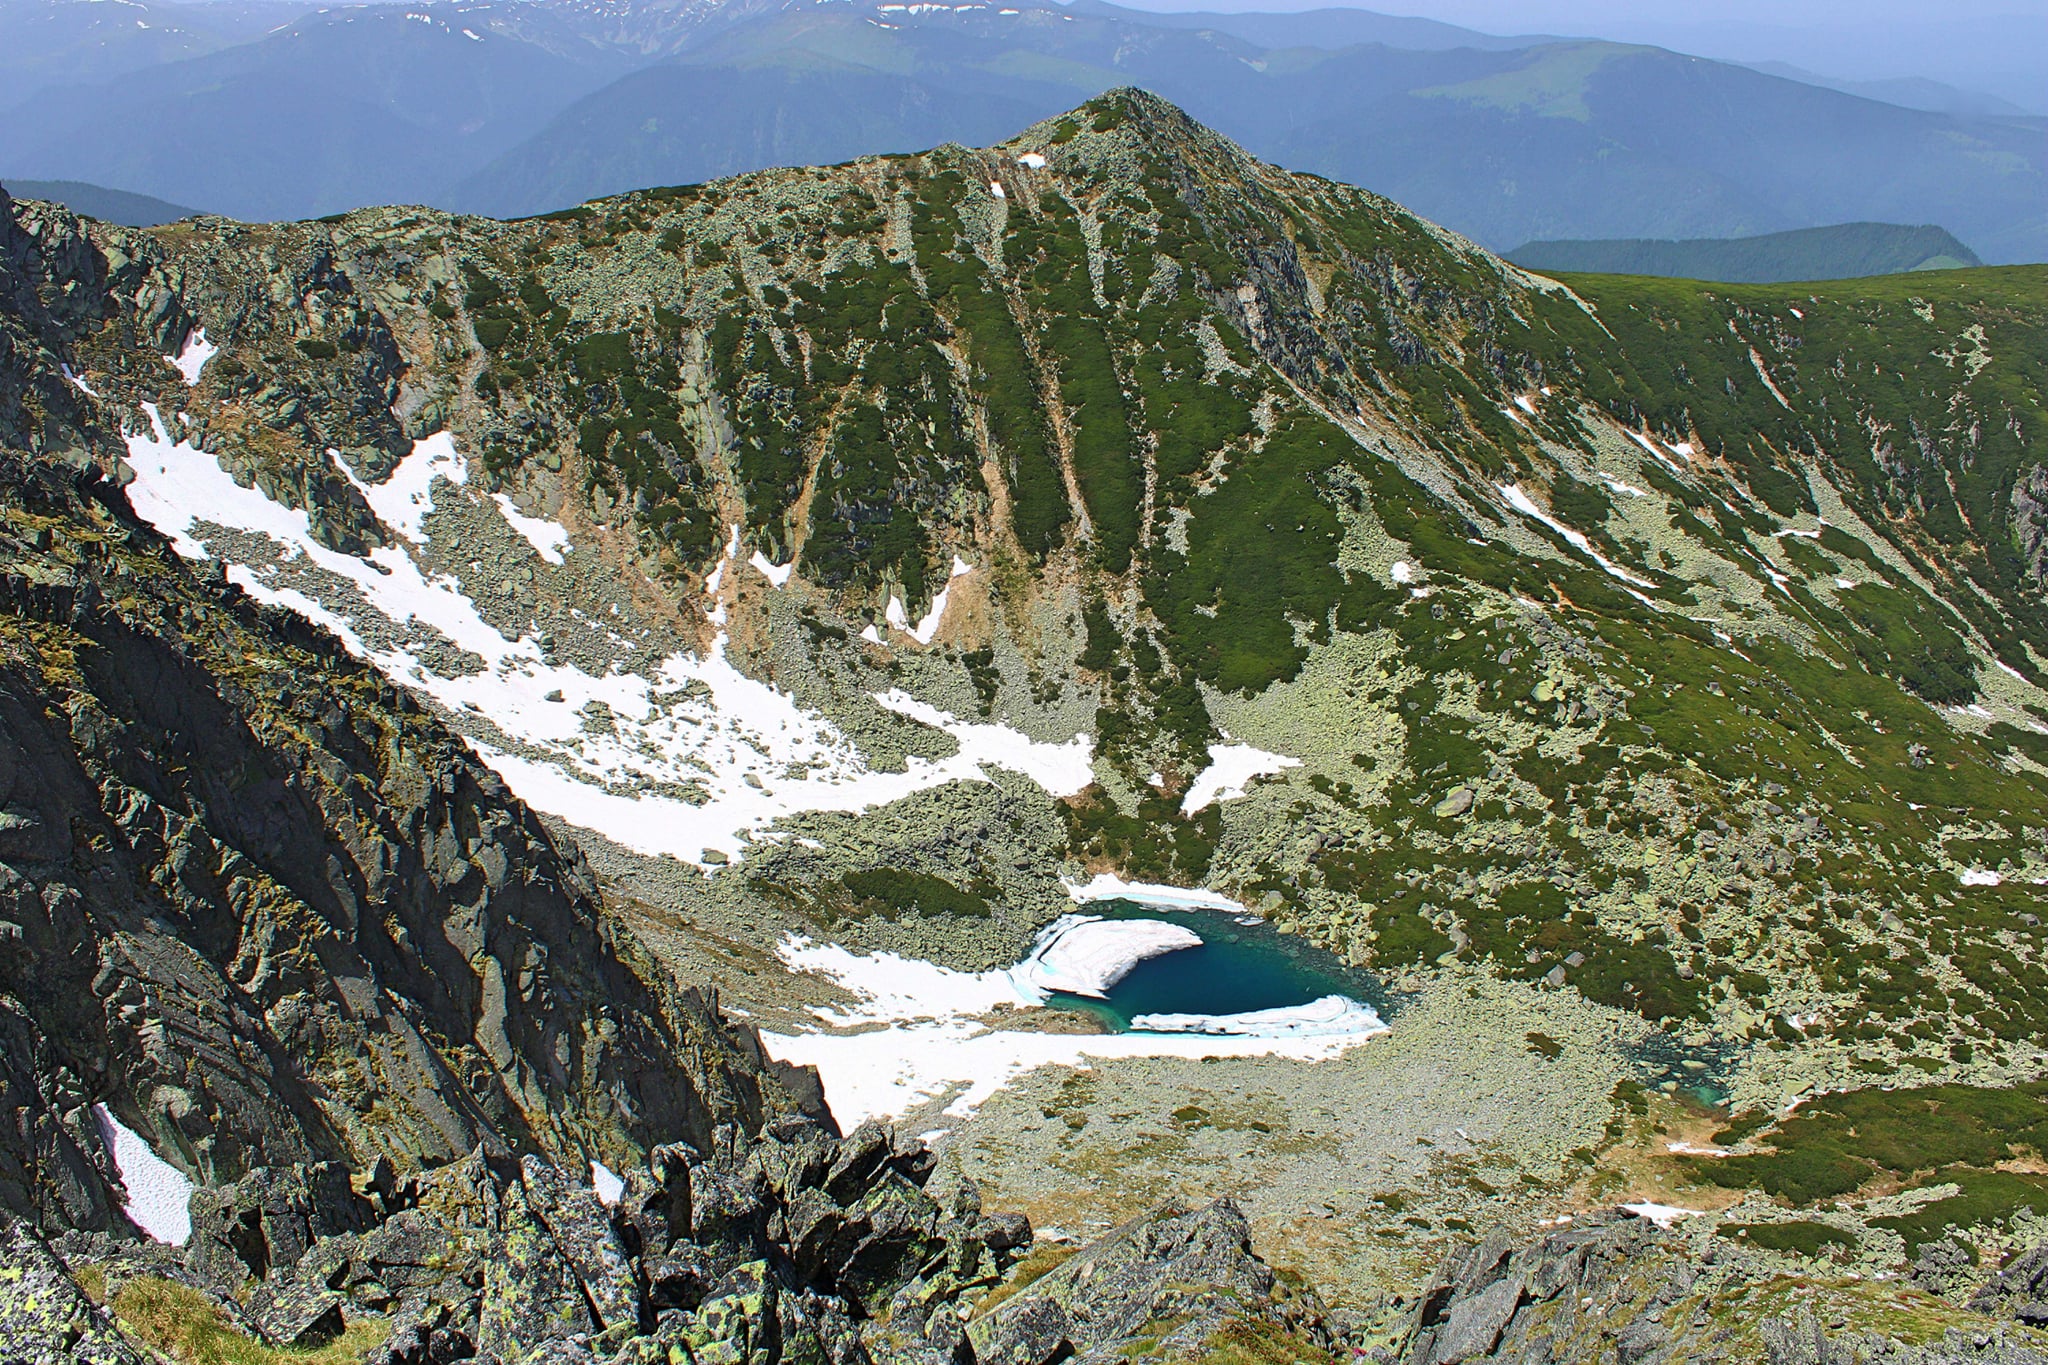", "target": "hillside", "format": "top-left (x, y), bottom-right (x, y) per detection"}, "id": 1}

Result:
top-left (1, 177), bottom-right (205, 227)
top-left (1508, 222), bottom-right (1985, 283)
top-left (5, 91), bottom-right (2048, 1359)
